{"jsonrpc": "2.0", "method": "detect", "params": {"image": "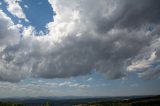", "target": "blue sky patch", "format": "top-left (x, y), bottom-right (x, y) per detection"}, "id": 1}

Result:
top-left (19, 0), bottom-right (54, 33)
